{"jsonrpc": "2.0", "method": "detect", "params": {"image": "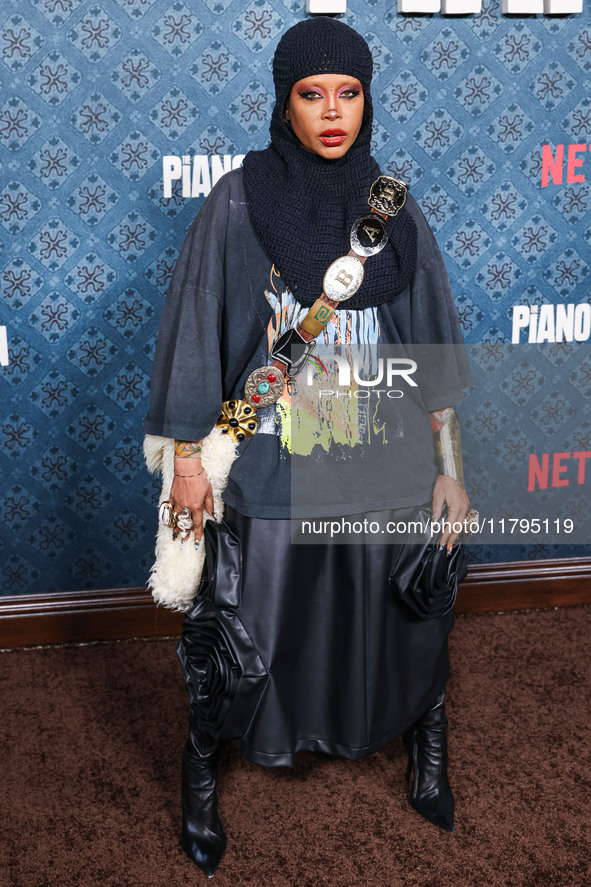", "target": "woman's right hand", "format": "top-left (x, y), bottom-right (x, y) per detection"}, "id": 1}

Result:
top-left (169, 456), bottom-right (215, 542)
